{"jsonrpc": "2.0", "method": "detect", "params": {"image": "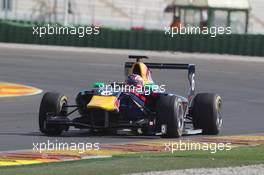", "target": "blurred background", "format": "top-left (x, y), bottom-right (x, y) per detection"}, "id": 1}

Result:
top-left (0, 0), bottom-right (263, 56)
top-left (1, 0), bottom-right (264, 33)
